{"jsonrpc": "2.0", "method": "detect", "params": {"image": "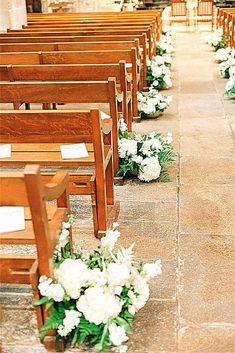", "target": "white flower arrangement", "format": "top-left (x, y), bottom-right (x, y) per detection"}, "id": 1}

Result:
top-left (214, 47), bottom-right (235, 63)
top-left (147, 62), bottom-right (172, 89)
top-left (150, 54), bottom-right (173, 68)
top-left (224, 75), bottom-right (235, 98)
top-left (137, 88), bottom-right (172, 118)
top-left (118, 128), bottom-right (176, 182)
top-left (204, 28), bottom-right (227, 51)
top-left (219, 57), bottom-right (235, 78)
top-left (35, 224), bottom-right (162, 353)
top-left (156, 41), bottom-right (174, 56)
top-left (159, 33), bottom-right (174, 46)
